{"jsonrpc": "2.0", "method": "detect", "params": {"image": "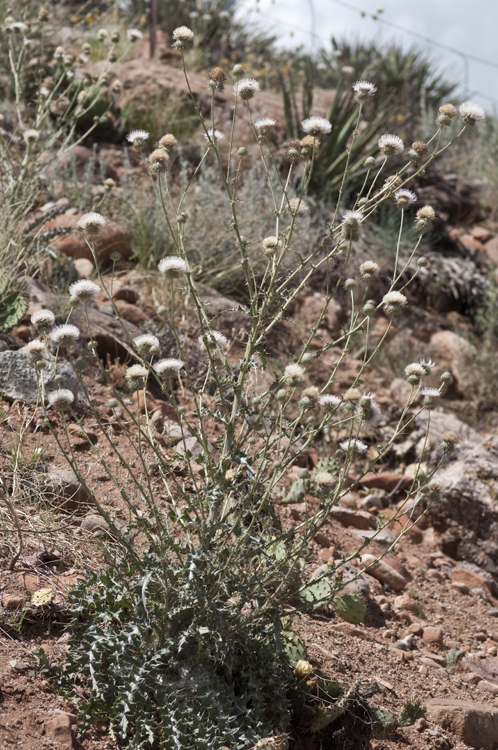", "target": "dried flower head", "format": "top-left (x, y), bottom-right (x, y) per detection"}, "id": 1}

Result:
top-left (415, 205), bottom-right (436, 232)
top-left (294, 660), bottom-right (314, 678)
top-left (126, 129), bottom-right (150, 148)
top-left (50, 324), bottom-right (80, 347)
top-left (459, 101), bottom-right (486, 126)
top-left (285, 139), bottom-right (306, 161)
top-left (207, 67), bottom-right (226, 91)
top-left (97, 29), bottom-right (108, 41)
top-left (7, 21), bottom-right (28, 33)
top-left (199, 331), bottom-right (229, 350)
top-left (357, 392), bottom-right (380, 422)
top-left (394, 189), bottom-right (418, 209)
top-left (378, 134), bottom-right (404, 156)
top-left (234, 77), bottom-right (260, 100)
top-left (300, 135), bottom-right (320, 151)
top-left (158, 256), bottom-right (187, 278)
top-left (24, 340), bottom-right (46, 362)
top-left (255, 117), bottom-right (277, 133)
top-left (31, 309), bottom-right (55, 331)
top-left (149, 148), bottom-right (169, 172)
top-left (411, 140), bottom-right (428, 156)
top-left (125, 364), bottom-right (148, 386)
top-left (50, 96), bottom-right (70, 116)
top-left (286, 198), bottom-right (309, 217)
top-left (342, 209), bottom-right (363, 242)
top-left (23, 129), bottom-right (40, 143)
top-left (133, 334), bottom-right (160, 356)
top-left (352, 80), bottom-right (377, 101)
top-left (343, 387), bottom-right (362, 403)
top-left (339, 438), bottom-right (368, 454)
top-left (314, 471), bottom-right (336, 486)
top-left (442, 430), bottom-right (459, 444)
top-left (76, 212), bottom-right (106, 234)
top-left (283, 363), bottom-right (304, 385)
top-left (301, 116), bottom-right (332, 136)
top-left (48, 389), bottom-right (74, 411)
top-left (301, 386), bottom-right (320, 406)
top-left (172, 26), bottom-right (194, 49)
top-left (232, 63), bottom-right (244, 77)
top-left (437, 102), bottom-right (457, 126)
top-left (421, 386), bottom-right (441, 409)
top-left (159, 134), bottom-right (178, 152)
top-left (127, 28), bottom-right (143, 42)
top-left (203, 128), bottom-right (224, 146)
top-left (68, 280), bottom-right (100, 303)
top-left (319, 394), bottom-right (341, 412)
top-left (360, 260), bottom-right (380, 282)
top-left (405, 362), bottom-right (426, 384)
top-left (382, 291), bottom-right (407, 315)
top-left (422, 479), bottom-right (443, 501)
top-left (154, 358), bottom-right (184, 377)
top-left (262, 236), bottom-right (281, 256)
